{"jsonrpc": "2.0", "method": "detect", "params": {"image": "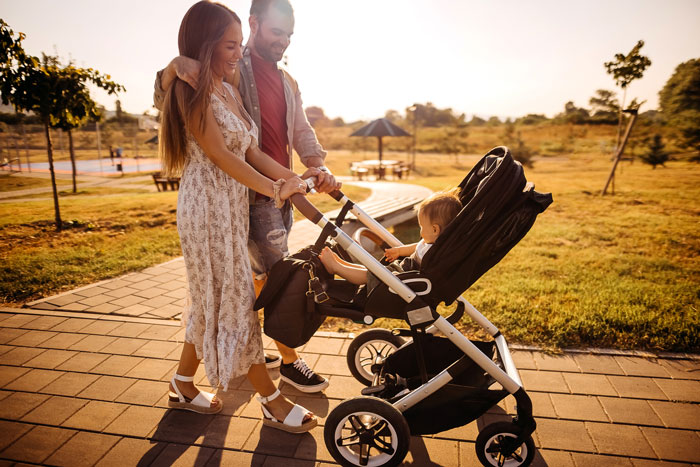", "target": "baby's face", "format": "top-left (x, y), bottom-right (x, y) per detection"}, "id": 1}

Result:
top-left (418, 211), bottom-right (440, 244)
